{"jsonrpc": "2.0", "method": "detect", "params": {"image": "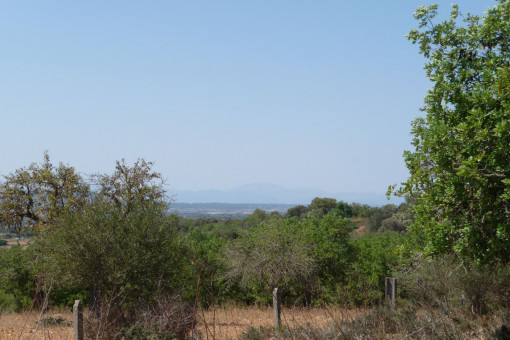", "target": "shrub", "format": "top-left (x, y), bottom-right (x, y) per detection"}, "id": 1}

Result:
top-left (396, 254), bottom-right (510, 315)
top-left (38, 316), bottom-right (71, 327)
top-left (0, 291), bottom-right (19, 312)
top-left (38, 198), bottom-right (190, 339)
top-left (0, 245), bottom-right (37, 311)
top-left (342, 233), bottom-right (413, 306)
